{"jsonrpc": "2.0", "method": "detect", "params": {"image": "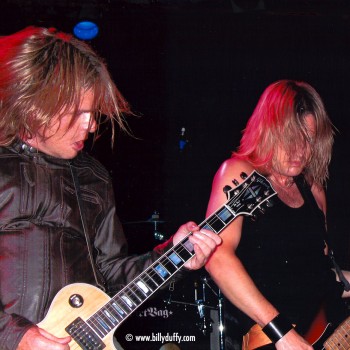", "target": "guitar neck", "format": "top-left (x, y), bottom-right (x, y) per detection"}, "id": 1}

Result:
top-left (68, 170), bottom-right (275, 341)
top-left (83, 208), bottom-right (238, 339)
